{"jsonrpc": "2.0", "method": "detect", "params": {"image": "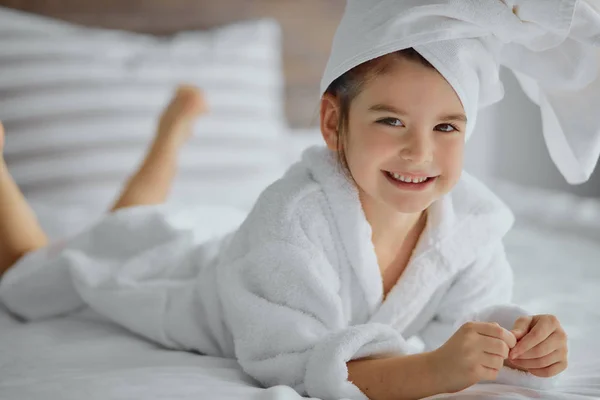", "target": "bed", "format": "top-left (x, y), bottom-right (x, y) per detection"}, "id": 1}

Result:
top-left (0, 2), bottom-right (599, 399)
top-left (1, 154), bottom-right (600, 400)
